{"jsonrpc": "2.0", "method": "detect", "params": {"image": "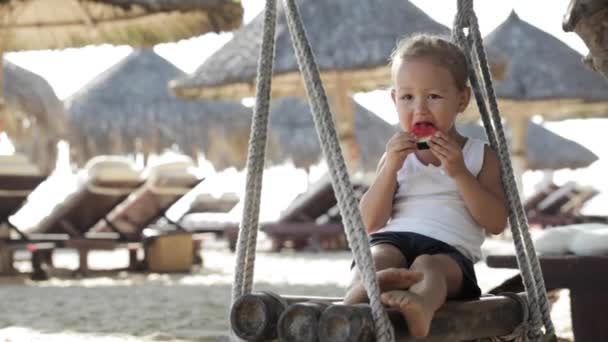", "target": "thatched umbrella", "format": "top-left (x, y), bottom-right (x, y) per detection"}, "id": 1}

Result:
top-left (66, 48), bottom-right (251, 166)
top-left (460, 11), bottom-right (608, 191)
top-left (0, 0), bottom-right (244, 165)
top-left (0, 0), bottom-right (243, 51)
top-left (170, 0), bottom-right (449, 171)
top-left (205, 96), bottom-right (396, 173)
top-left (563, 0), bottom-right (608, 80)
top-left (3, 61), bottom-right (65, 173)
top-left (456, 122), bottom-right (598, 171)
